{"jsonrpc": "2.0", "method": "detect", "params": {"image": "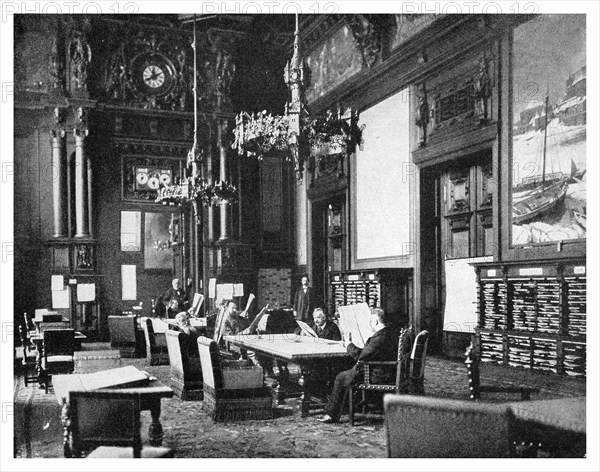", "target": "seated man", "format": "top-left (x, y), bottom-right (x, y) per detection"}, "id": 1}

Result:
top-left (220, 300), bottom-right (274, 373)
top-left (175, 311), bottom-right (203, 358)
top-left (310, 307), bottom-right (341, 341)
top-left (318, 307), bottom-right (399, 424)
top-left (157, 278), bottom-right (188, 318)
top-left (222, 300), bottom-right (250, 337)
